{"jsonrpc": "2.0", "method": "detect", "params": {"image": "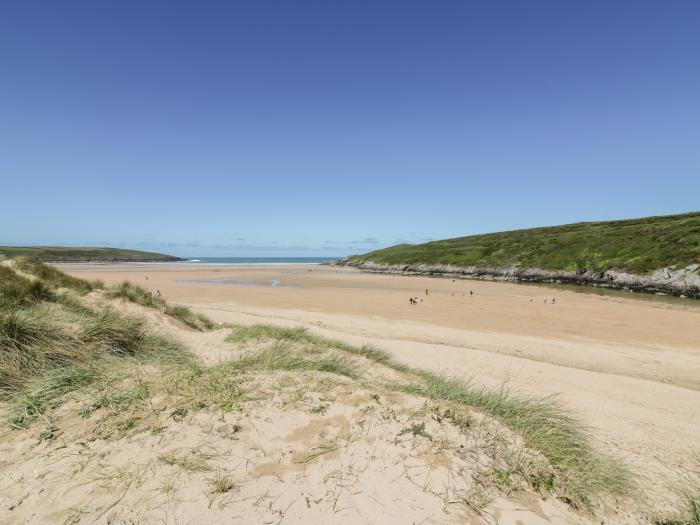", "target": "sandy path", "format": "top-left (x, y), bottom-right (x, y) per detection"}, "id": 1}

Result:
top-left (58, 262), bottom-right (700, 497)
